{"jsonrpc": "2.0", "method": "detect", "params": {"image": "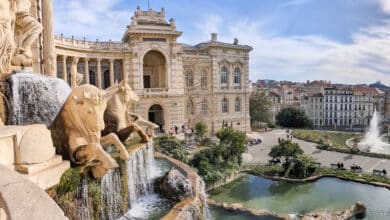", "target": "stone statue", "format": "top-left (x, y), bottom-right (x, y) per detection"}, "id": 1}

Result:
top-left (70, 57), bottom-right (83, 88)
top-left (102, 80), bottom-right (151, 143)
top-left (0, 0), bottom-right (16, 75)
top-left (11, 0), bottom-right (42, 67)
top-left (128, 113), bottom-right (159, 138)
top-left (61, 84), bottom-right (130, 178)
